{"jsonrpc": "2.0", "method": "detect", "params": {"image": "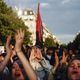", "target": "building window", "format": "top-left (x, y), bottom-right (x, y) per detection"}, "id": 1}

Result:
top-left (24, 19), bottom-right (28, 21)
top-left (30, 18), bottom-right (33, 21)
top-left (24, 11), bottom-right (27, 15)
top-left (30, 11), bottom-right (33, 15)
